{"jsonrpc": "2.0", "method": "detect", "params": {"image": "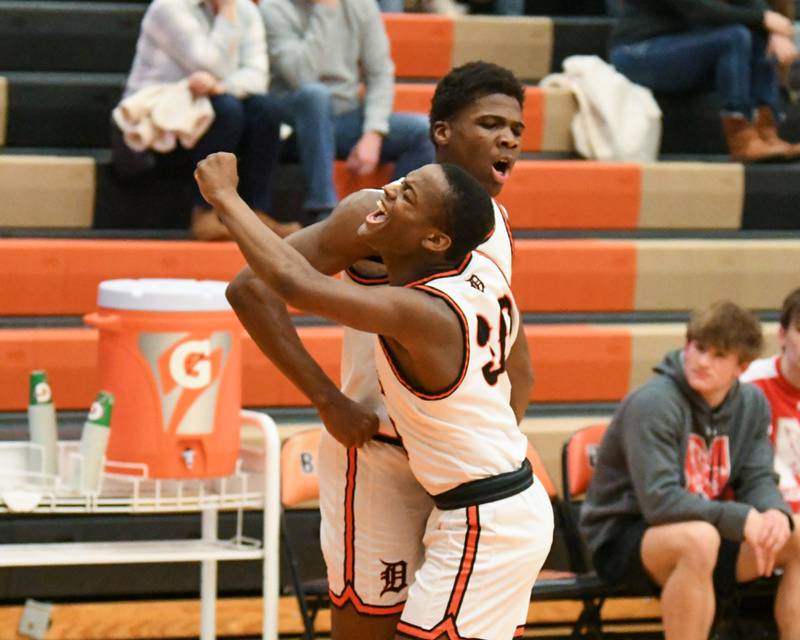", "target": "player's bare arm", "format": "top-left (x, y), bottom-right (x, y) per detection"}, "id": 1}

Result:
top-left (226, 191), bottom-right (386, 447)
top-left (506, 330), bottom-right (533, 424)
top-left (197, 153), bottom-right (466, 394)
